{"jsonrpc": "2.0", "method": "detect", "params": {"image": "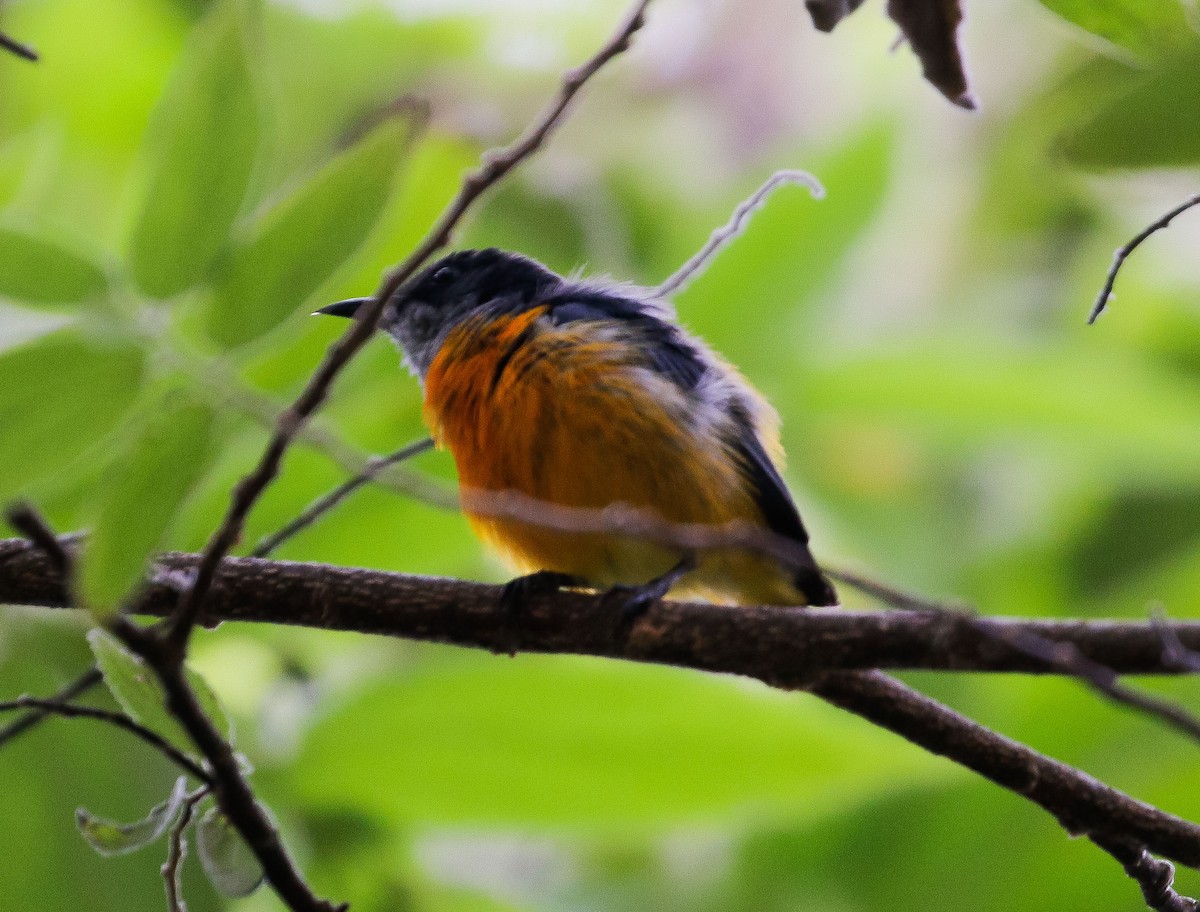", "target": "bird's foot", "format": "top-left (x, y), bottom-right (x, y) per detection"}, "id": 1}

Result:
top-left (498, 571), bottom-right (581, 655)
top-left (602, 554), bottom-right (695, 644)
